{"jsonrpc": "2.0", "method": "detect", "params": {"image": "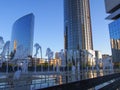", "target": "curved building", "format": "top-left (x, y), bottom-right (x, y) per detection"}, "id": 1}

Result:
top-left (10, 13), bottom-right (34, 59)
